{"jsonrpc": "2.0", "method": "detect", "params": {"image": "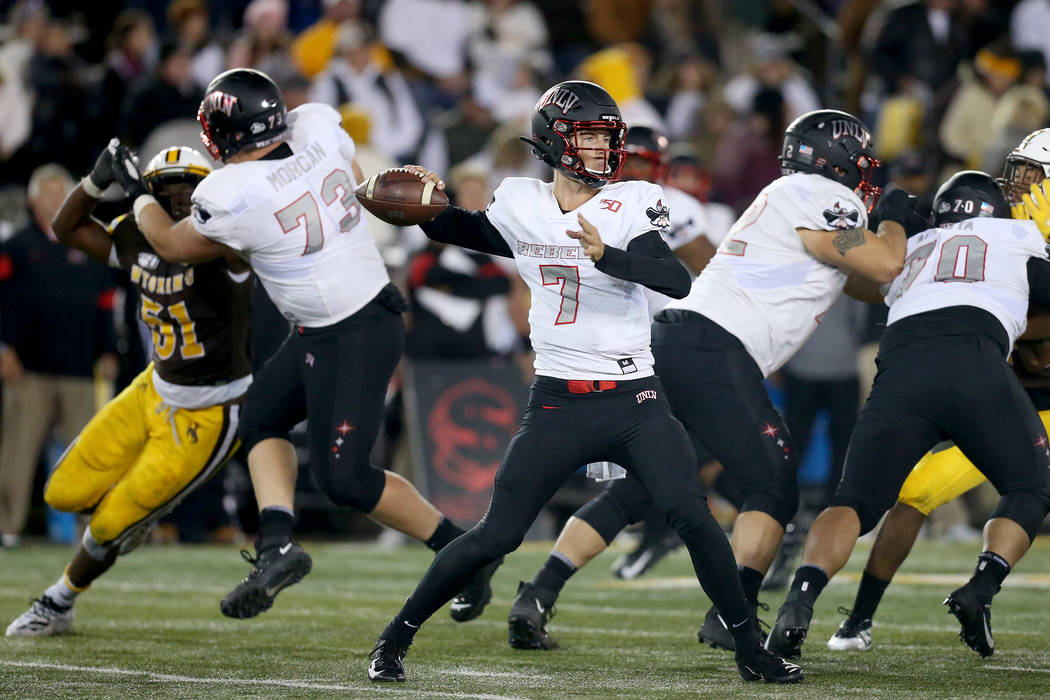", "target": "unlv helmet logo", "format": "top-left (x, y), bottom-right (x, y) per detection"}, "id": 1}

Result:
top-left (829, 119), bottom-right (871, 147)
top-left (204, 90), bottom-right (238, 117)
top-left (540, 86), bottom-right (581, 115)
